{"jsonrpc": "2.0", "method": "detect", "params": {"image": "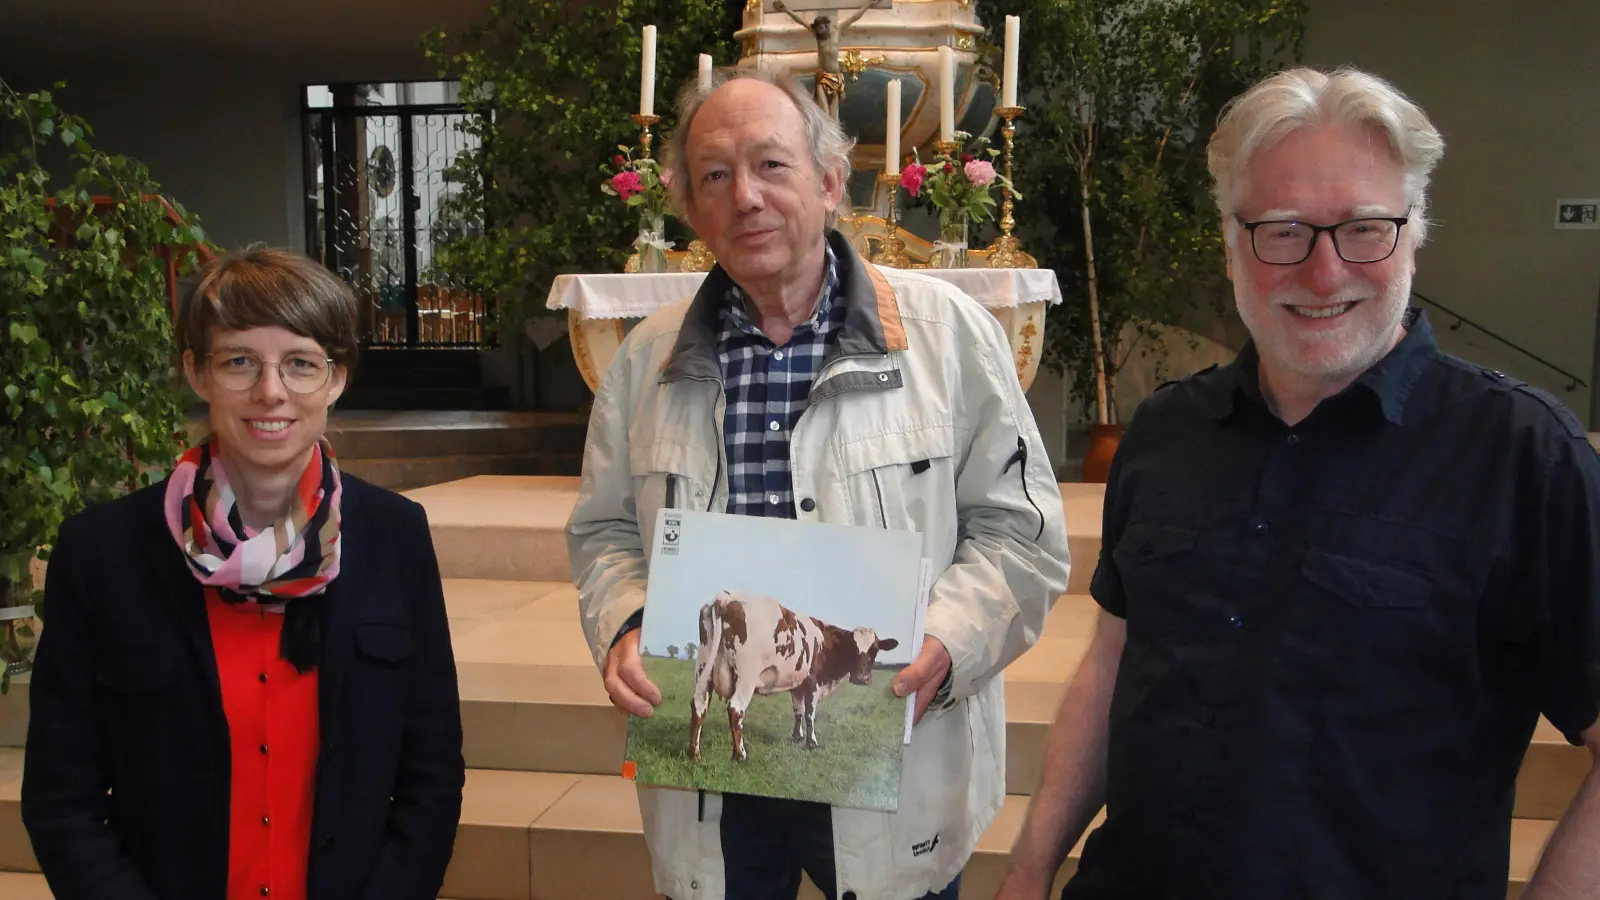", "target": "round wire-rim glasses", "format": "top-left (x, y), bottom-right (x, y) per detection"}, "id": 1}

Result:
top-left (1237, 208), bottom-right (1411, 265)
top-left (206, 351), bottom-right (336, 394)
